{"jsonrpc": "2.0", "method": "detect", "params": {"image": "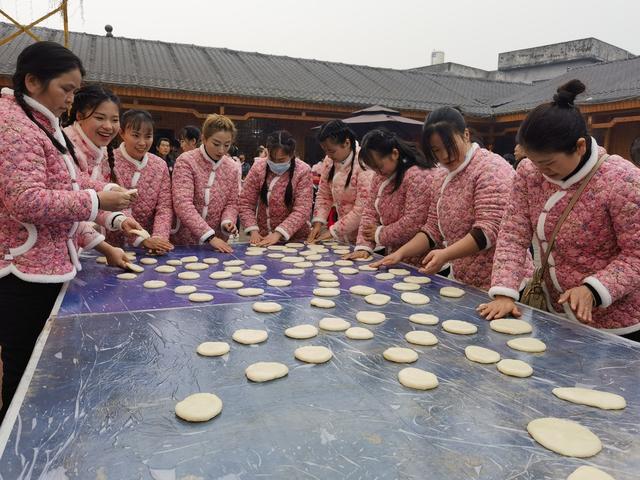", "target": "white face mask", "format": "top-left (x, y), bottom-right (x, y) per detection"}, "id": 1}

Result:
top-left (267, 159), bottom-right (291, 175)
